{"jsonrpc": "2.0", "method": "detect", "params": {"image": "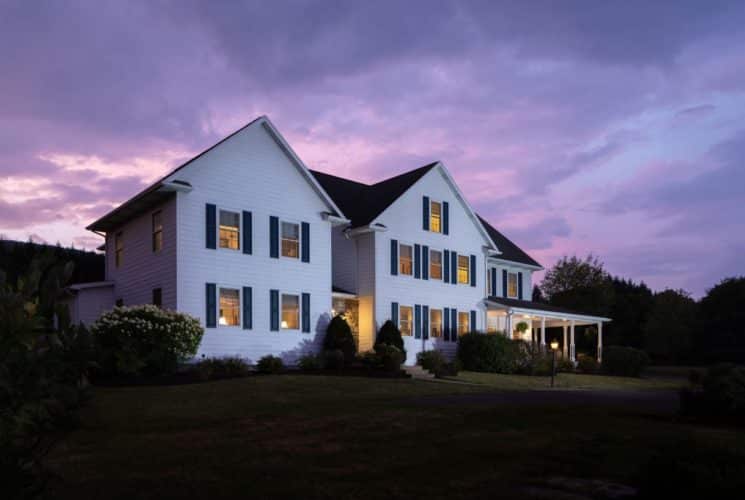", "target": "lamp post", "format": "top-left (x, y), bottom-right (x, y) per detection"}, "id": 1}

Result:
top-left (550, 340), bottom-right (559, 388)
